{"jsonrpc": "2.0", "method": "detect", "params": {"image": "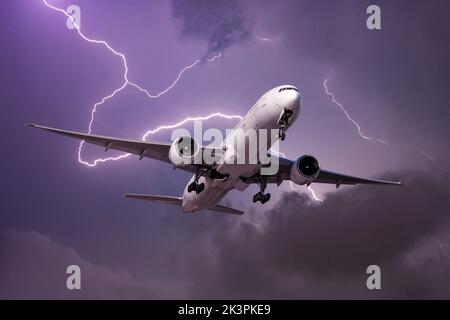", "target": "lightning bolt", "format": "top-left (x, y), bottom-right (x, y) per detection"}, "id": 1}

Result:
top-left (142, 113), bottom-right (242, 141)
top-left (289, 182), bottom-right (324, 202)
top-left (324, 80), bottom-right (450, 262)
top-left (414, 148), bottom-right (447, 172)
top-left (41, 0), bottom-right (223, 167)
top-left (42, 1), bottom-right (322, 202)
top-left (323, 79), bottom-right (389, 146)
top-left (323, 78), bottom-right (446, 171)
